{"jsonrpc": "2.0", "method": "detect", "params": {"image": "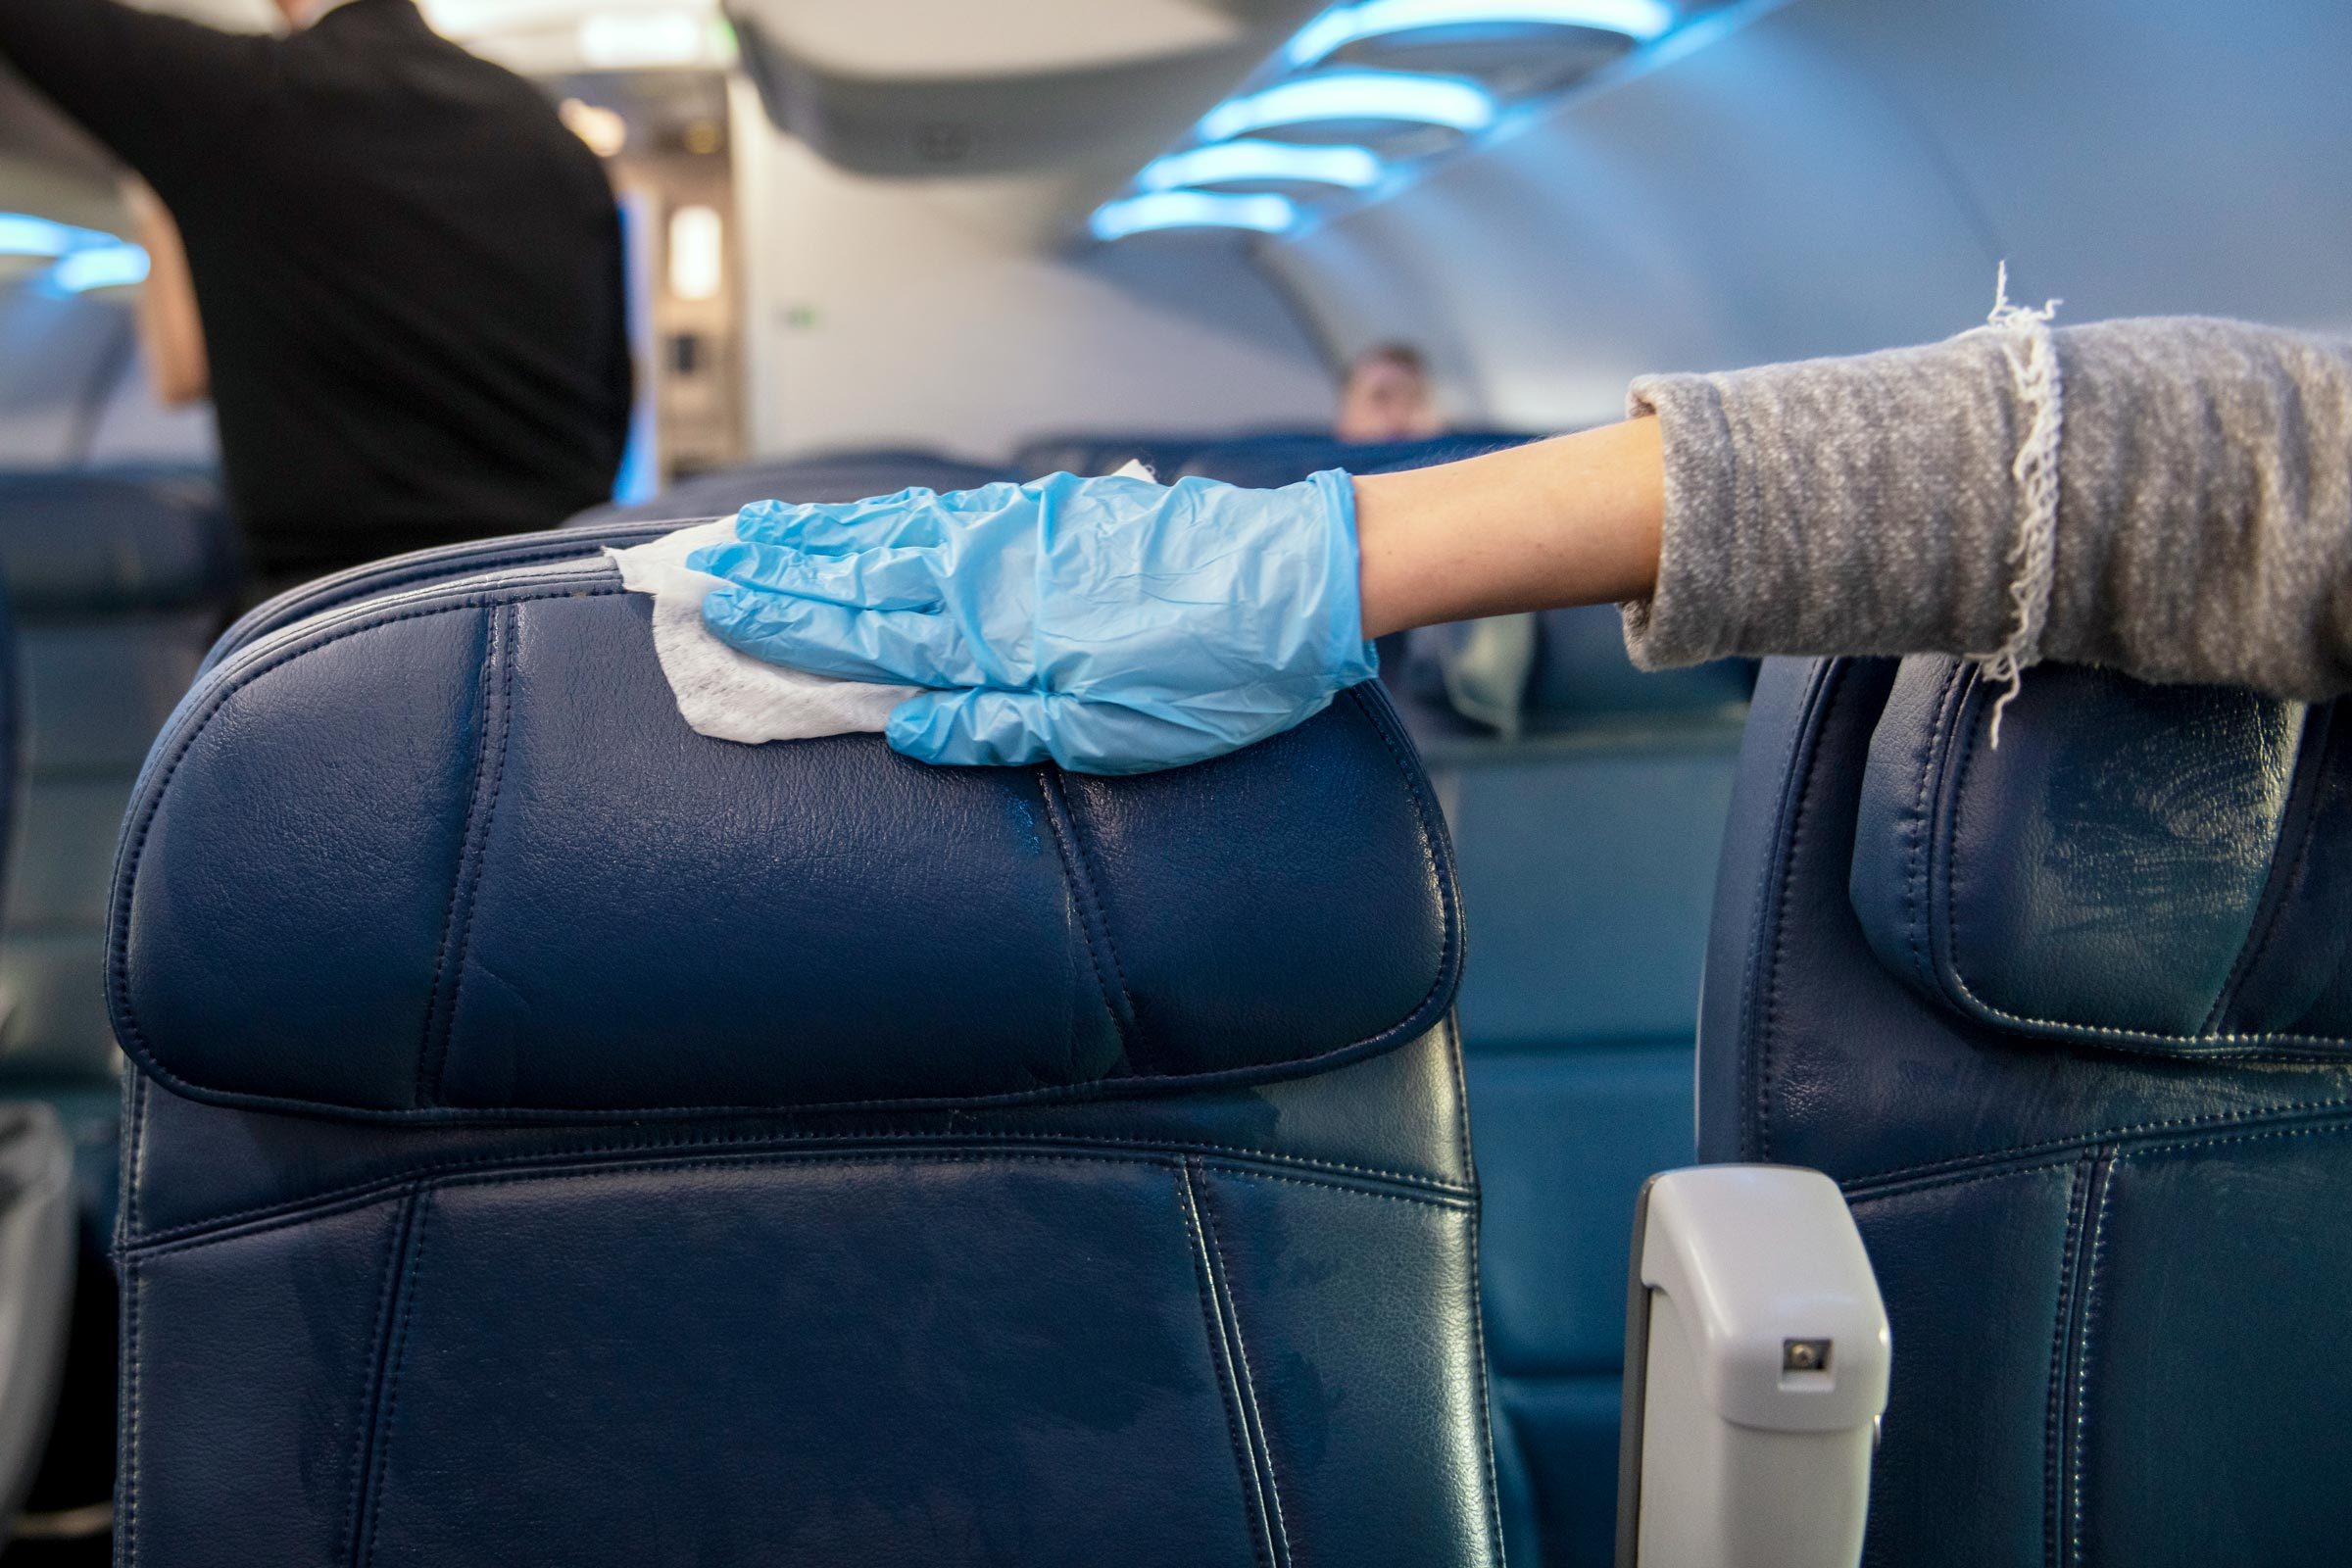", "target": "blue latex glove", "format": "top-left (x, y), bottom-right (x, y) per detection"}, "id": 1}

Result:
top-left (687, 469), bottom-right (1376, 774)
